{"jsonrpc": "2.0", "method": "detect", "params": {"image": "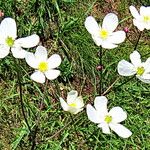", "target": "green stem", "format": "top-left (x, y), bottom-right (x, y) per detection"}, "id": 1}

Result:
top-left (99, 46), bottom-right (103, 95)
top-left (14, 59), bottom-right (31, 132)
top-left (134, 31), bottom-right (142, 51)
